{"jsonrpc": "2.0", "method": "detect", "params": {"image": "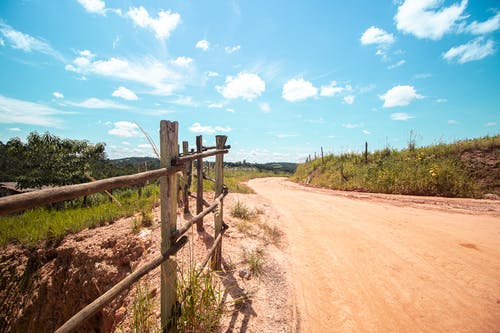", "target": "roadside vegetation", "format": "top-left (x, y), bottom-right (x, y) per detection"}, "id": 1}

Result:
top-left (292, 135), bottom-right (499, 198)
